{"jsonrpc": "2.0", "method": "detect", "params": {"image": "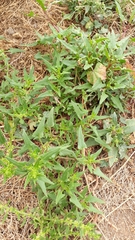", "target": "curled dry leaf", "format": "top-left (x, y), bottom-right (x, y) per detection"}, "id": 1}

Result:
top-left (87, 63), bottom-right (107, 84)
top-left (125, 59), bottom-right (135, 81)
